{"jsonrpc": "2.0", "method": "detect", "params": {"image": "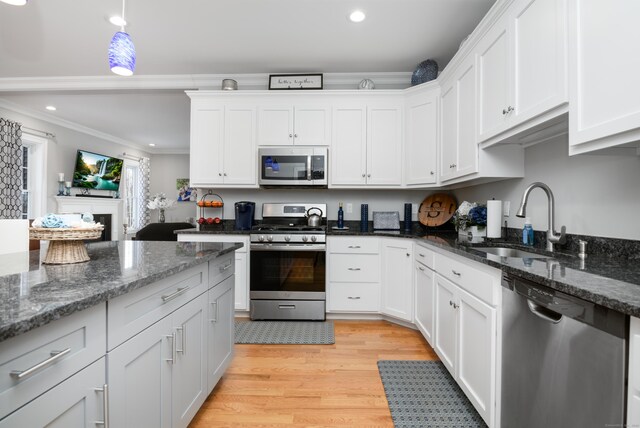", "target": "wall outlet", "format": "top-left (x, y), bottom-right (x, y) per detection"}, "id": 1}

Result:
top-left (412, 204), bottom-right (418, 214)
top-left (503, 201), bottom-right (511, 217)
top-left (346, 203), bottom-right (353, 214)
